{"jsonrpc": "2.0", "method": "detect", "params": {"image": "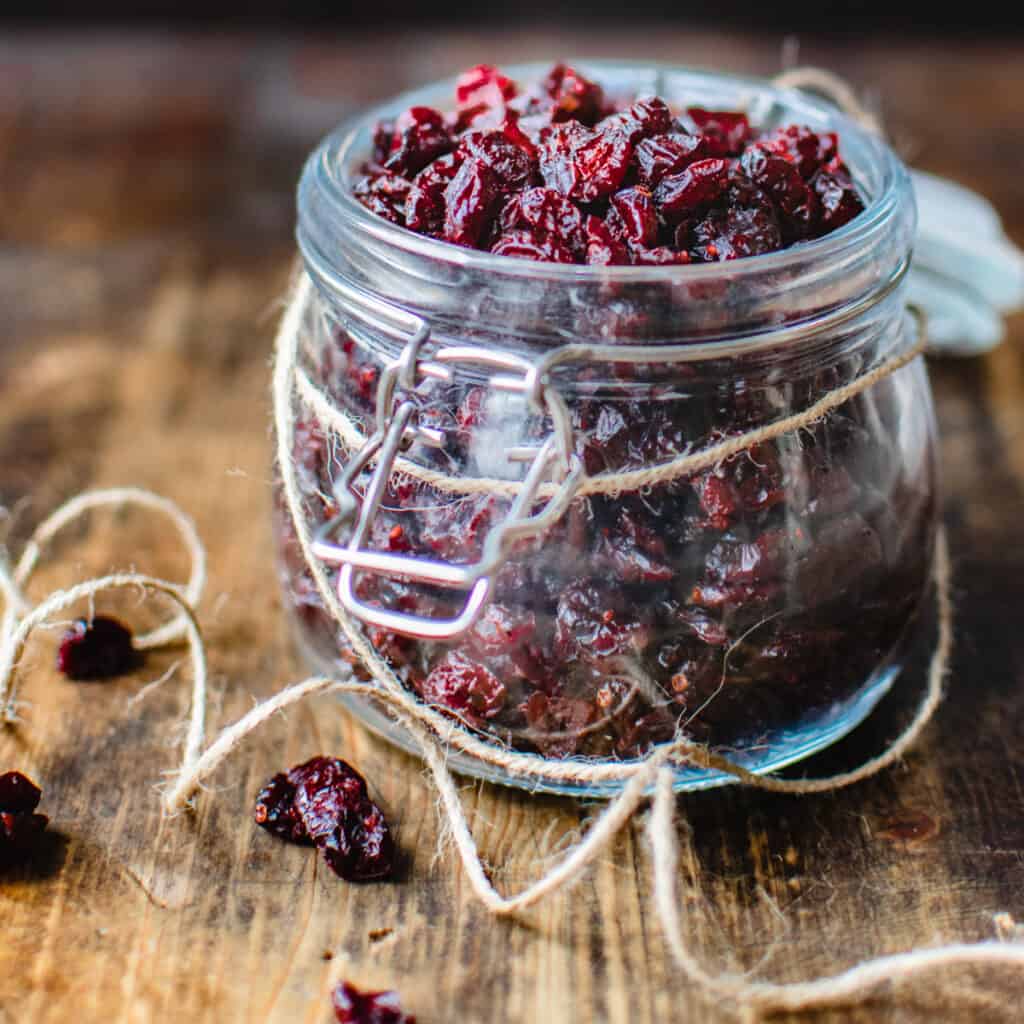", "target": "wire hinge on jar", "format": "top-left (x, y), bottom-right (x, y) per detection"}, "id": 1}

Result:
top-left (310, 320), bottom-right (585, 641)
